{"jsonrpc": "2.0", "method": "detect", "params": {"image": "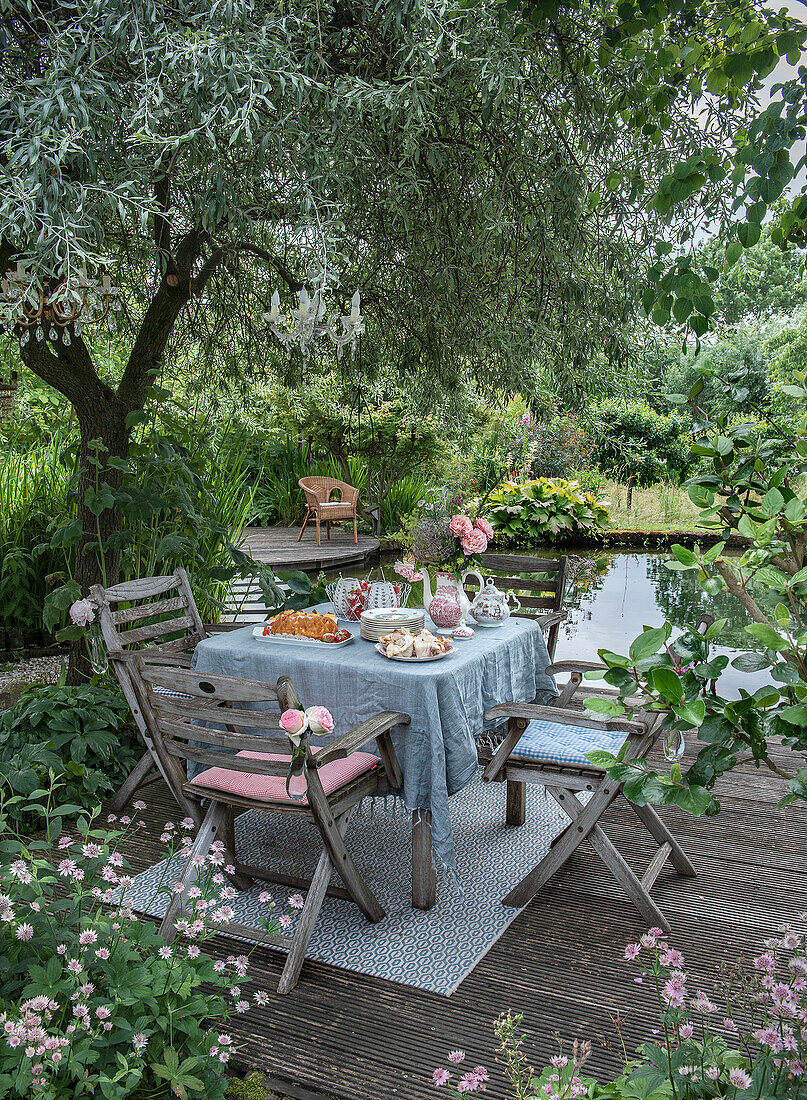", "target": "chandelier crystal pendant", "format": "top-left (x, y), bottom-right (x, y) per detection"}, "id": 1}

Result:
top-left (0, 263), bottom-right (122, 344)
top-left (263, 285), bottom-right (364, 360)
